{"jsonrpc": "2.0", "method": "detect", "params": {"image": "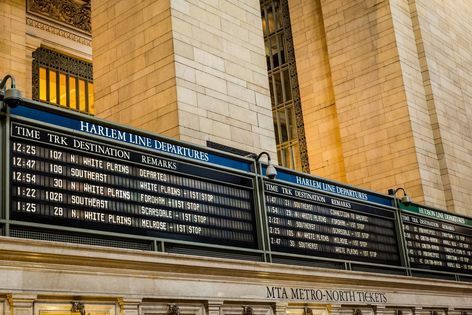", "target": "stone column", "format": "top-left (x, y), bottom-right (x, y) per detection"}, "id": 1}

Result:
top-left (7, 294), bottom-right (36, 315)
top-left (117, 298), bottom-right (141, 315)
top-left (329, 305), bottom-right (342, 315)
top-left (329, 305), bottom-right (355, 315)
top-left (92, 0), bottom-right (276, 156)
top-left (318, 0), bottom-right (446, 207)
top-left (207, 301), bottom-right (224, 315)
top-left (375, 306), bottom-right (390, 315)
top-left (274, 303), bottom-right (288, 315)
top-left (413, 308), bottom-right (424, 315)
top-left (288, 0), bottom-right (346, 180)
